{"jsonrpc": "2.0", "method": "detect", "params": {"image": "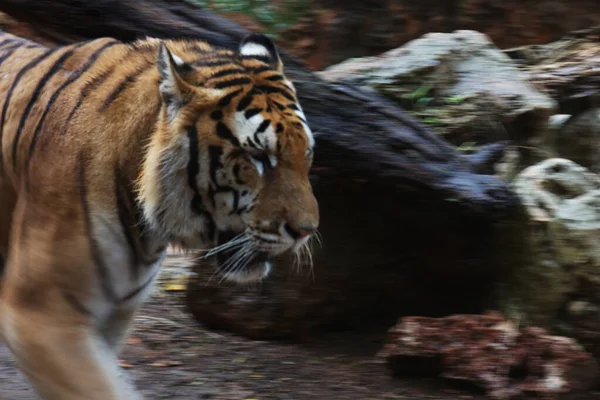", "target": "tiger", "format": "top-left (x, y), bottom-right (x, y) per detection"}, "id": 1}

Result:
top-left (0, 29), bottom-right (319, 400)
